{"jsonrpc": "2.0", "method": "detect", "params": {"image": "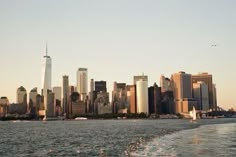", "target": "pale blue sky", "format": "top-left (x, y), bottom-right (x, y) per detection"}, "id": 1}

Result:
top-left (0, 0), bottom-right (235, 109)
